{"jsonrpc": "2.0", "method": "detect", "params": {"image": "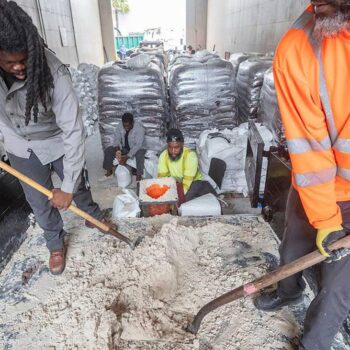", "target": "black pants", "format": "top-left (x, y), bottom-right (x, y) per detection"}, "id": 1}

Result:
top-left (278, 187), bottom-right (350, 350)
top-left (185, 180), bottom-right (217, 201)
top-left (103, 146), bottom-right (146, 176)
top-left (8, 152), bottom-right (103, 252)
